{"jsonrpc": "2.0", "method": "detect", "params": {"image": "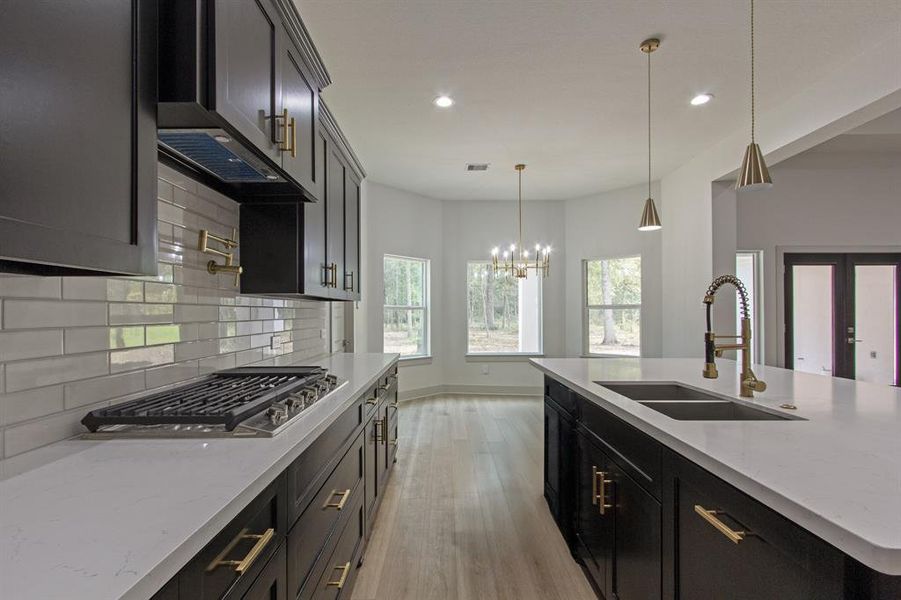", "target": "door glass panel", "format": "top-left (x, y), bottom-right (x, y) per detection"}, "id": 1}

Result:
top-left (792, 265), bottom-right (834, 376)
top-left (854, 265), bottom-right (897, 385)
